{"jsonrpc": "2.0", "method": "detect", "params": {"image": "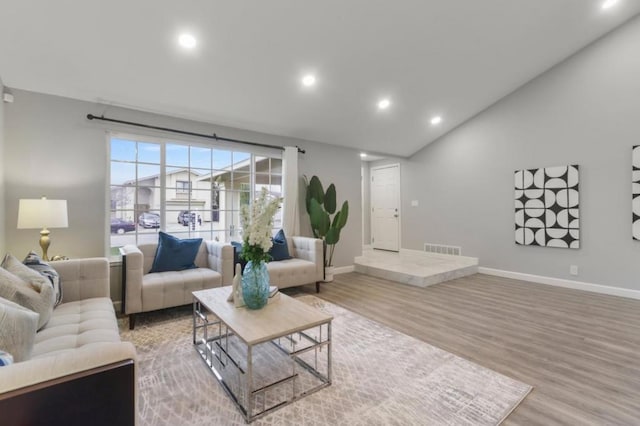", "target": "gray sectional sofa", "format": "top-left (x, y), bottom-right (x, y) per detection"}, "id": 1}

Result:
top-left (0, 257), bottom-right (137, 426)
